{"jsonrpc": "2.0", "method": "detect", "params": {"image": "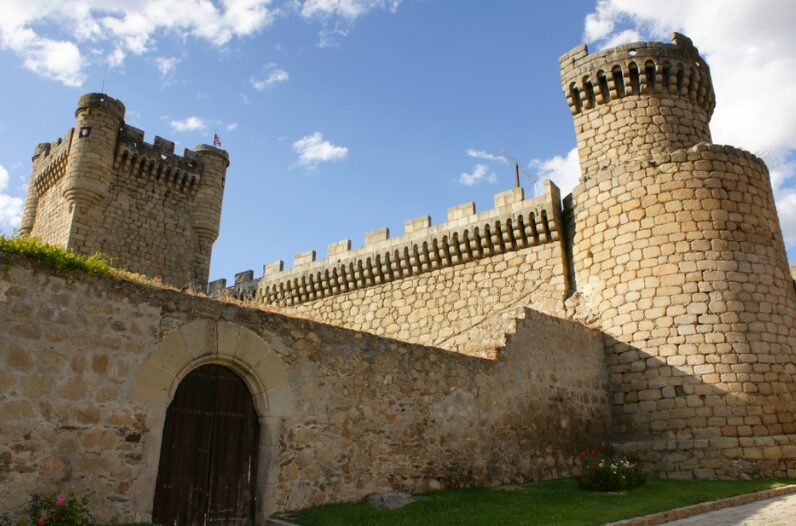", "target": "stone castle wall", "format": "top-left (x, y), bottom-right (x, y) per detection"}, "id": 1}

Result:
top-left (0, 254), bottom-right (609, 522)
top-left (217, 183), bottom-right (570, 357)
top-left (19, 94), bottom-right (228, 289)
